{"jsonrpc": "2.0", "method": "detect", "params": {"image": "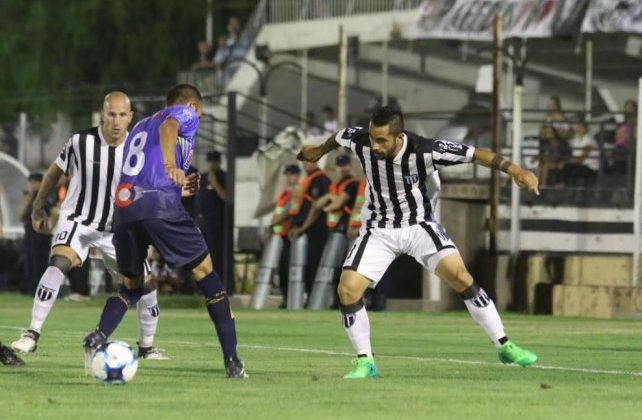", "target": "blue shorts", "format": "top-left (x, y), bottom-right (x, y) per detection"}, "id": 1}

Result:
top-left (113, 217), bottom-right (209, 278)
